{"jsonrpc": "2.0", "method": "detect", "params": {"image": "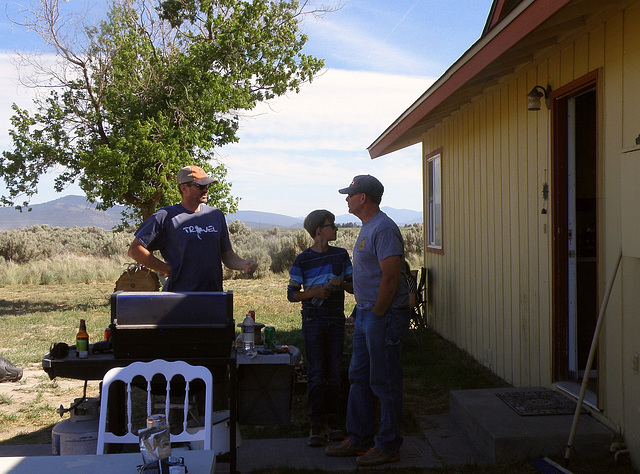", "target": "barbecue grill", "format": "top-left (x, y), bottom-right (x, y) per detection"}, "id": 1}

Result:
top-left (110, 291), bottom-right (234, 359)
